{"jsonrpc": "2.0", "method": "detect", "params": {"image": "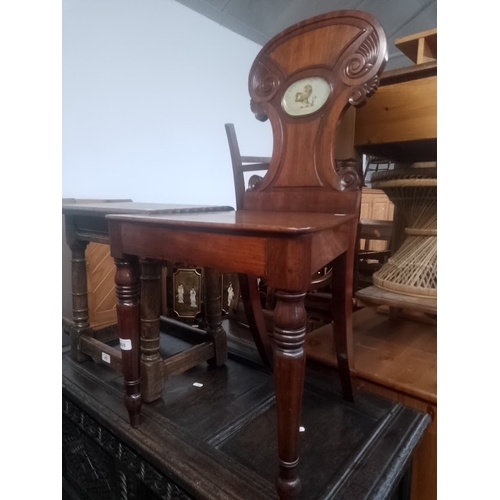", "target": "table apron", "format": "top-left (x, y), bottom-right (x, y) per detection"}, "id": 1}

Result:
top-left (109, 222), bottom-right (349, 290)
